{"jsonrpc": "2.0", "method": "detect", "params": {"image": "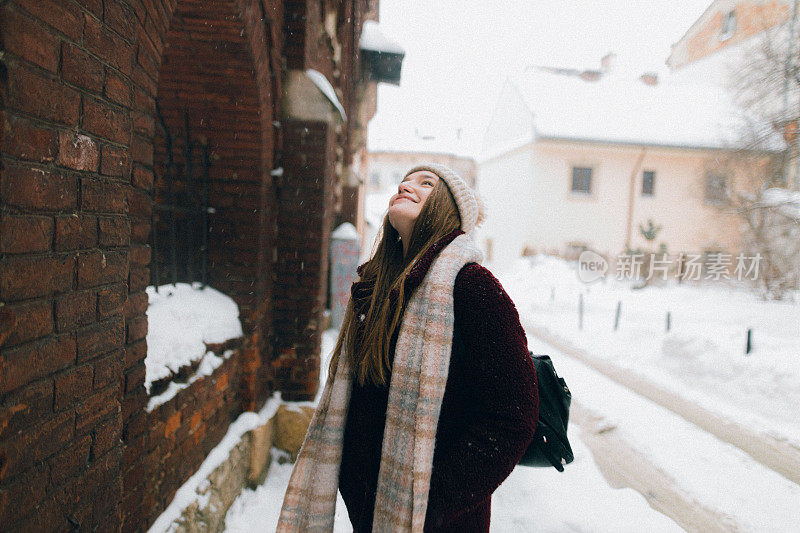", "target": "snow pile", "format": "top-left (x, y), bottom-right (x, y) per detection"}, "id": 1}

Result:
top-left (145, 283), bottom-right (244, 394)
top-left (494, 254), bottom-right (800, 446)
top-left (331, 222), bottom-right (359, 241)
